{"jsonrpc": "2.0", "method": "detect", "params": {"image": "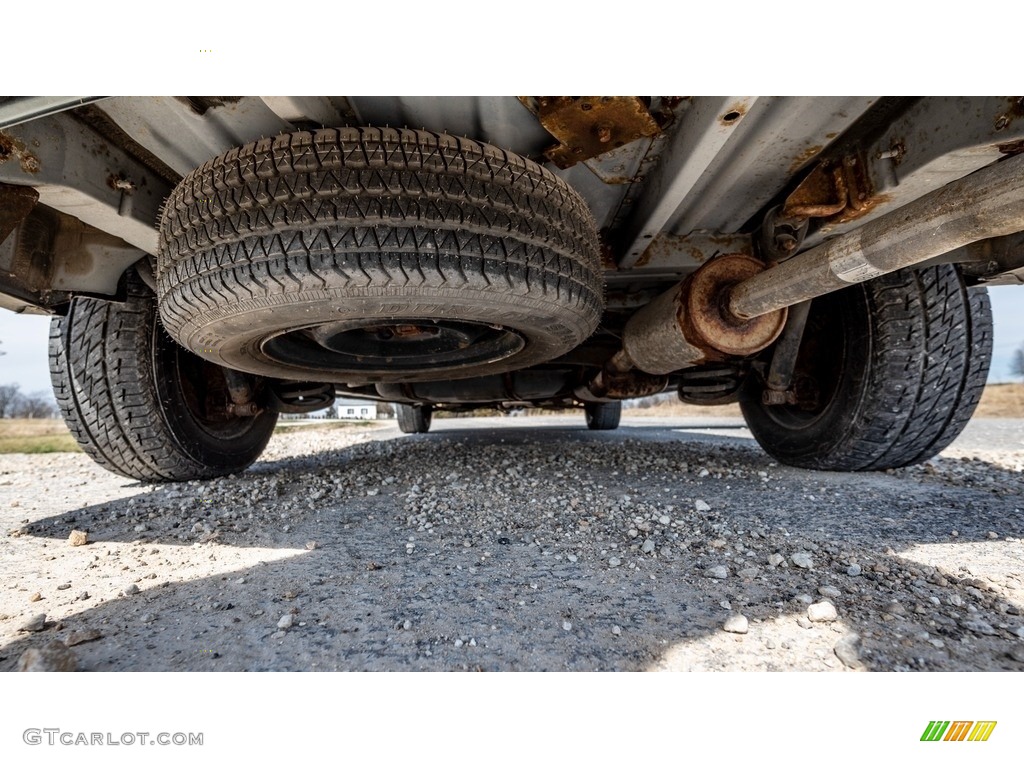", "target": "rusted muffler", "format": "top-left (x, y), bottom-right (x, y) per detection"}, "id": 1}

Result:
top-left (621, 253), bottom-right (788, 375)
